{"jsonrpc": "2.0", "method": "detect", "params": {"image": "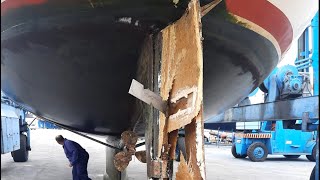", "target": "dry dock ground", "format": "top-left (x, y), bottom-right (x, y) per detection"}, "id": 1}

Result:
top-left (1, 129), bottom-right (314, 180)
